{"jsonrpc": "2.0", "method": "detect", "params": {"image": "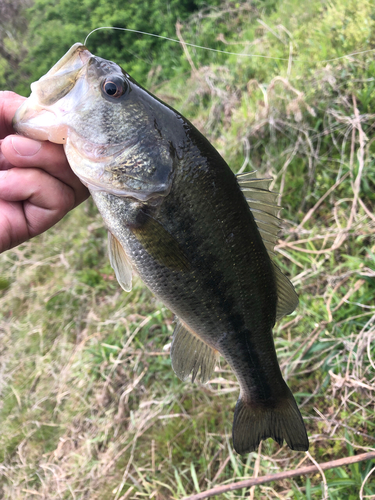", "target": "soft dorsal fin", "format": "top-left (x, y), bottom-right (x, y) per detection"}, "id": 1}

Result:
top-left (237, 172), bottom-right (298, 318)
top-left (108, 232), bottom-right (133, 292)
top-left (170, 320), bottom-right (219, 383)
top-left (273, 262), bottom-right (299, 319)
